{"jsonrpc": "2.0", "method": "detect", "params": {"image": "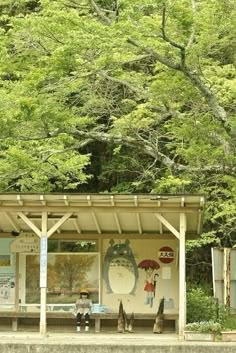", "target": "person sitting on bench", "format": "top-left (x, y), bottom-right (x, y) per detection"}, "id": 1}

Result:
top-left (74, 289), bottom-right (92, 332)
